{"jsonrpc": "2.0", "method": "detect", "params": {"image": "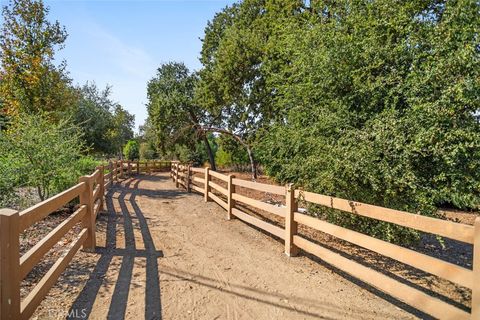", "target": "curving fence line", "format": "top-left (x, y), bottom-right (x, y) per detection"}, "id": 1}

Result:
top-left (171, 161), bottom-right (480, 320)
top-left (0, 159), bottom-right (170, 320)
